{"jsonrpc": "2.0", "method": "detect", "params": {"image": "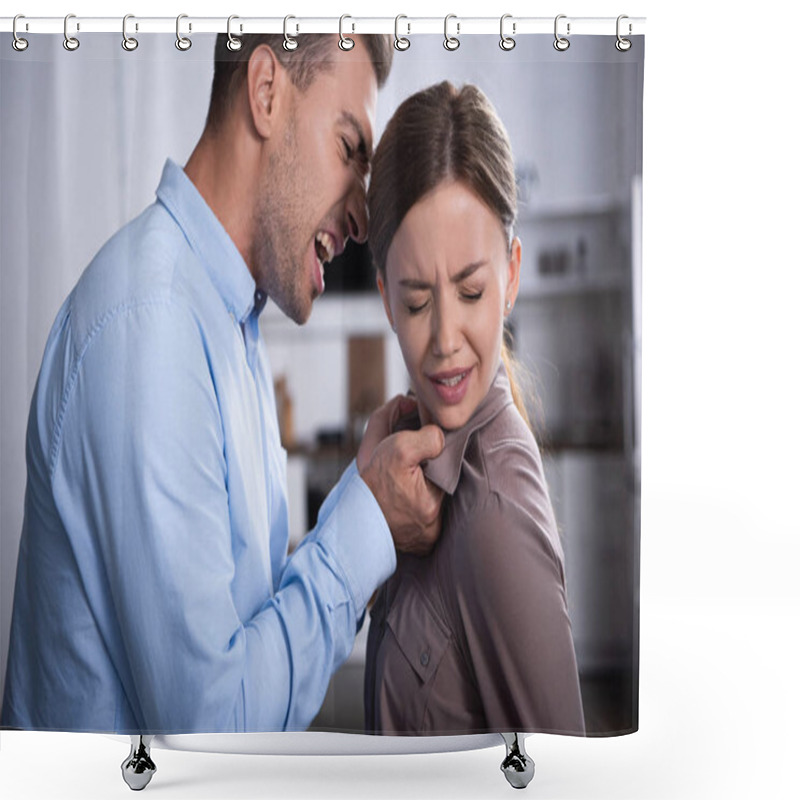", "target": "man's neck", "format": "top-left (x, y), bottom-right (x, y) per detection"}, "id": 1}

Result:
top-left (185, 129), bottom-right (260, 277)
